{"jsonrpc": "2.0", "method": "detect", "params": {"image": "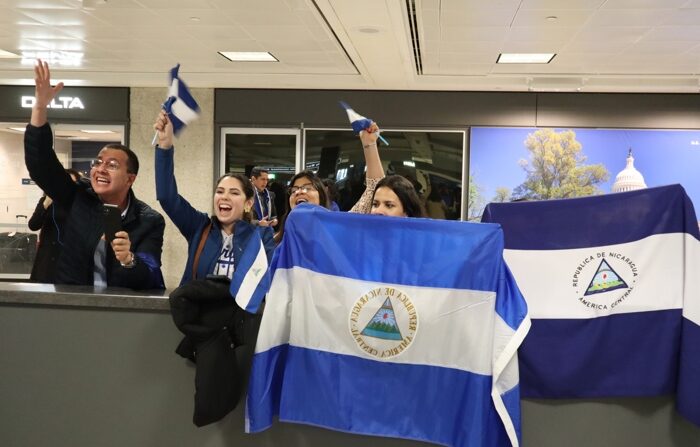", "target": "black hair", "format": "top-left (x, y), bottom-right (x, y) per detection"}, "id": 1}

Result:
top-left (215, 172), bottom-right (255, 223)
top-left (102, 143), bottom-right (139, 175)
top-left (274, 170), bottom-right (329, 243)
top-left (373, 175), bottom-right (426, 218)
top-left (250, 166), bottom-right (268, 178)
top-left (287, 171), bottom-right (328, 209)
